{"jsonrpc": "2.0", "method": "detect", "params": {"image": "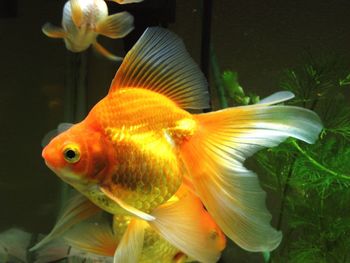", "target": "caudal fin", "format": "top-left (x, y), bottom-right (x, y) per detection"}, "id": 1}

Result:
top-left (180, 92), bottom-right (323, 251)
